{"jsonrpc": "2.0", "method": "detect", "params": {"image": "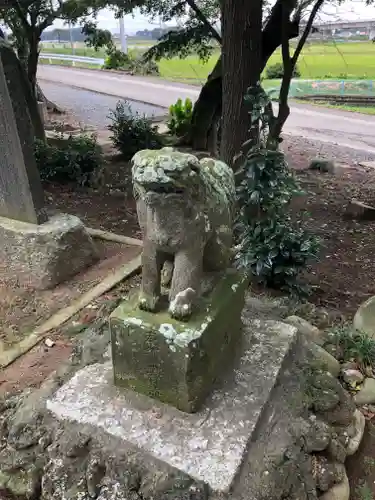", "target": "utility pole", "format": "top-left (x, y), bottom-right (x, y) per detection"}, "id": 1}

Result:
top-left (119, 15), bottom-right (127, 54)
top-left (69, 22), bottom-right (75, 55)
